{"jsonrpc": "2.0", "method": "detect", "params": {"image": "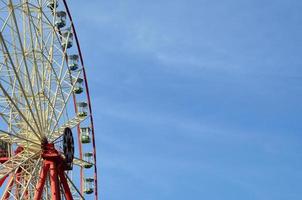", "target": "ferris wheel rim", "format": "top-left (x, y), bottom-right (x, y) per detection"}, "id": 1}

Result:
top-left (62, 0), bottom-right (99, 199)
top-left (55, 0), bottom-right (99, 198)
